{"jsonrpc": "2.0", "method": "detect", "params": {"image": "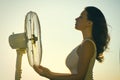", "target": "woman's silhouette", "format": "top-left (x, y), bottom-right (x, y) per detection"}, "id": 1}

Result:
top-left (33, 6), bottom-right (110, 80)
